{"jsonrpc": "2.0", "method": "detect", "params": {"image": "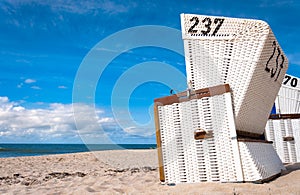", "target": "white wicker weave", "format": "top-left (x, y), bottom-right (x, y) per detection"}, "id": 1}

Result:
top-left (181, 13), bottom-right (289, 135)
top-left (238, 141), bottom-right (285, 182)
top-left (275, 74), bottom-right (300, 114)
top-left (265, 118), bottom-right (300, 163)
top-left (156, 90), bottom-right (243, 183)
